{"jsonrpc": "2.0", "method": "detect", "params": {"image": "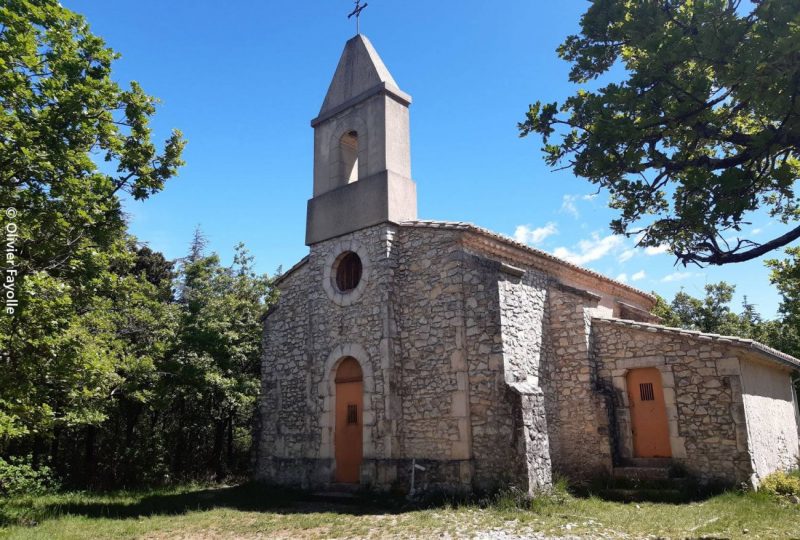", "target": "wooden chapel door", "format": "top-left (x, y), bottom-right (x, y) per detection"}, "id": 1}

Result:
top-left (627, 367), bottom-right (672, 458)
top-left (334, 357), bottom-right (363, 483)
